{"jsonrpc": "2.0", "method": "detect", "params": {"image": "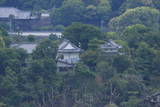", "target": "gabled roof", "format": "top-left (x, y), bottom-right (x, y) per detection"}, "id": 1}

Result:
top-left (100, 39), bottom-right (122, 49)
top-left (0, 7), bottom-right (32, 19)
top-left (58, 39), bottom-right (82, 53)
